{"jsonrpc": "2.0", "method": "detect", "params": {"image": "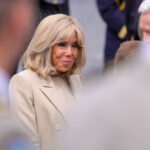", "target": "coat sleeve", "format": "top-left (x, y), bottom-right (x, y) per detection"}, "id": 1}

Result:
top-left (9, 74), bottom-right (41, 150)
top-left (97, 0), bottom-right (127, 39)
